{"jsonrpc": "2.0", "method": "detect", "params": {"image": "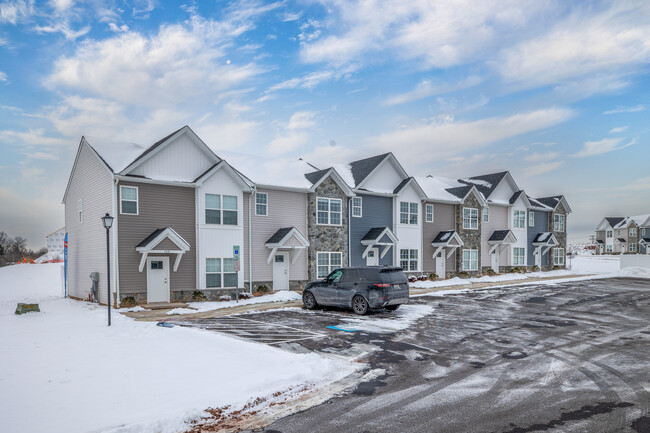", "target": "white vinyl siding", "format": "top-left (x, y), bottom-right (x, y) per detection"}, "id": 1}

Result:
top-left (513, 247), bottom-right (525, 265)
top-left (462, 249), bottom-right (478, 271)
top-left (606, 230), bottom-right (613, 238)
top-left (514, 210), bottom-right (526, 228)
top-left (317, 252), bottom-right (342, 278)
top-left (463, 208), bottom-right (478, 230)
top-left (400, 249), bottom-right (418, 271)
top-left (255, 192), bottom-right (268, 216)
top-left (528, 211), bottom-right (534, 227)
top-left (352, 197), bottom-right (362, 218)
top-left (78, 199), bottom-right (83, 223)
top-left (554, 214), bottom-right (565, 232)
top-left (426, 204), bottom-right (434, 223)
top-left (317, 197), bottom-right (342, 226)
top-left (553, 248), bottom-right (565, 266)
top-left (400, 202), bottom-right (418, 225)
top-left (206, 258), bottom-right (237, 288)
top-left (120, 186), bottom-right (138, 215)
top-left (483, 207), bottom-right (489, 222)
